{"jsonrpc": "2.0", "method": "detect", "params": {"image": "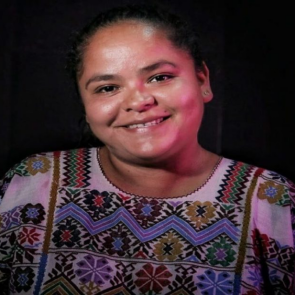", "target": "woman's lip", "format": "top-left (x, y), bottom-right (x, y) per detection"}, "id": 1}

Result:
top-left (122, 115), bottom-right (170, 129)
top-left (126, 117), bottom-right (165, 129)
